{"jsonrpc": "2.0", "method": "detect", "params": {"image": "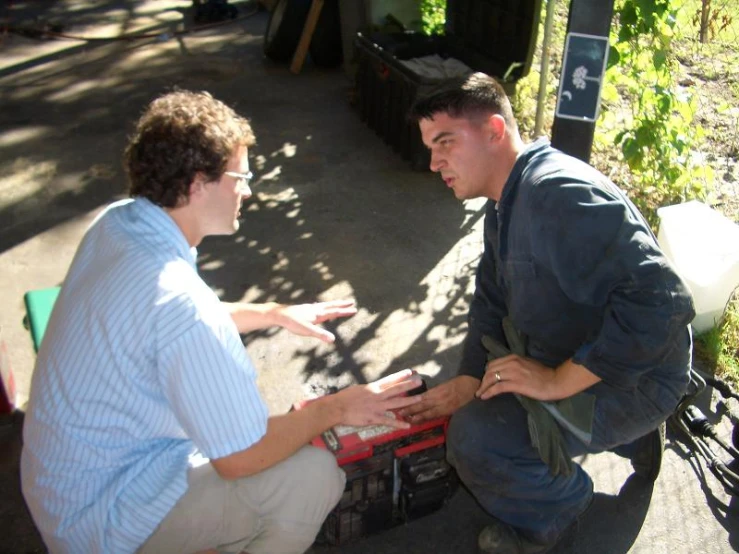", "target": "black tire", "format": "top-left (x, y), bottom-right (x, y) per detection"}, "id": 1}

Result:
top-left (193, 0), bottom-right (238, 23)
top-left (309, 0), bottom-right (343, 68)
top-left (263, 0), bottom-right (312, 63)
